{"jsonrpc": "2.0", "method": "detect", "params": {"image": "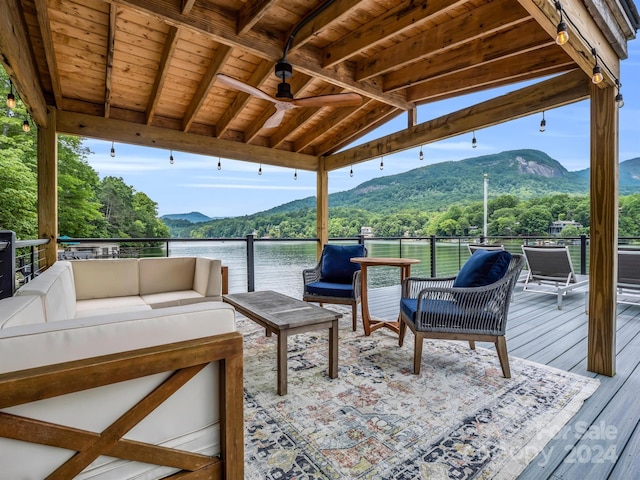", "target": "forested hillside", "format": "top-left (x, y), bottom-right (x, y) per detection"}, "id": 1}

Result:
top-left (166, 150), bottom-right (640, 239)
top-left (1, 67), bottom-right (168, 240)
